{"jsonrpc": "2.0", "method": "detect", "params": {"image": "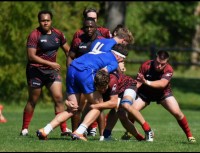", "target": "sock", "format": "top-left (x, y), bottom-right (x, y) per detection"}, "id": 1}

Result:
top-left (89, 121), bottom-right (98, 129)
top-left (22, 111), bottom-right (33, 130)
top-left (76, 124), bottom-right (88, 135)
top-left (135, 133), bottom-right (145, 141)
top-left (177, 116), bottom-right (192, 137)
top-left (44, 123), bottom-right (53, 135)
top-left (55, 112), bottom-right (67, 133)
top-left (142, 122), bottom-right (151, 132)
top-left (103, 129), bottom-right (111, 138)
